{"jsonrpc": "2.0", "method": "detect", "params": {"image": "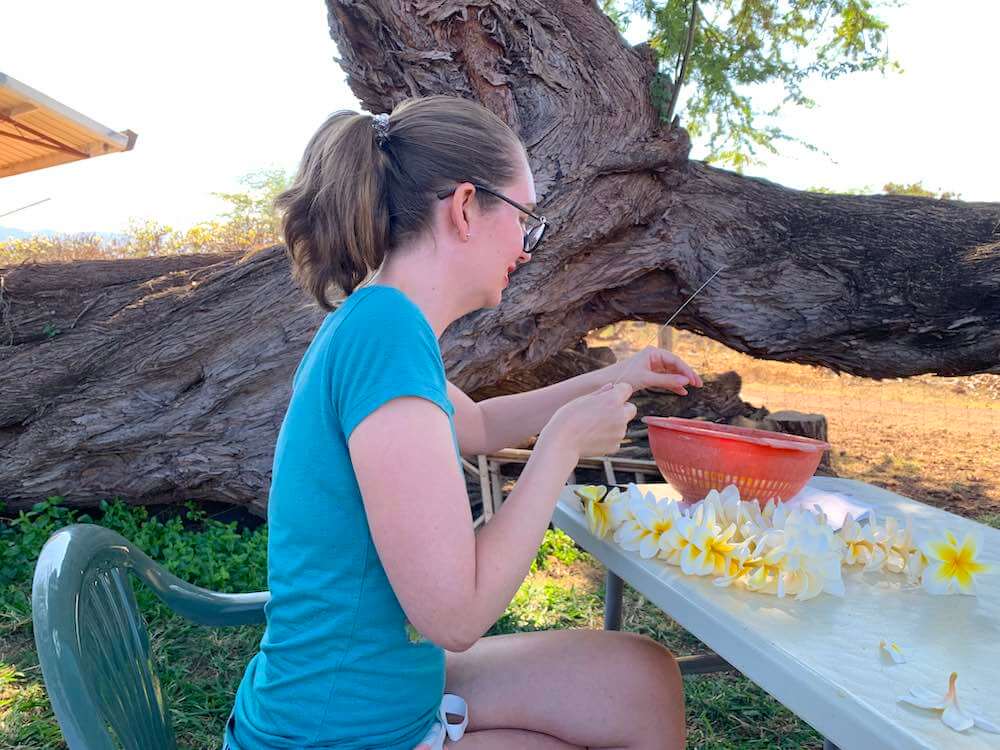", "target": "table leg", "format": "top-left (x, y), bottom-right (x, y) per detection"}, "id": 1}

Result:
top-left (604, 571), bottom-right (624, 630)
top-left (676, 653), bottom-right (735, 675)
